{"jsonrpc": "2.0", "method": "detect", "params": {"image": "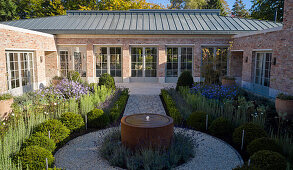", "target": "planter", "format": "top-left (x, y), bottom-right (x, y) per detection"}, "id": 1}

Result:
top-left (51, 79), bottom-right (62, 86)
top-left (275, 98), bottom-right (293, 120)
top-left (221, 79), bottom-right (236, 86)
top-left (0, 98), bottom-right (13, 120)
